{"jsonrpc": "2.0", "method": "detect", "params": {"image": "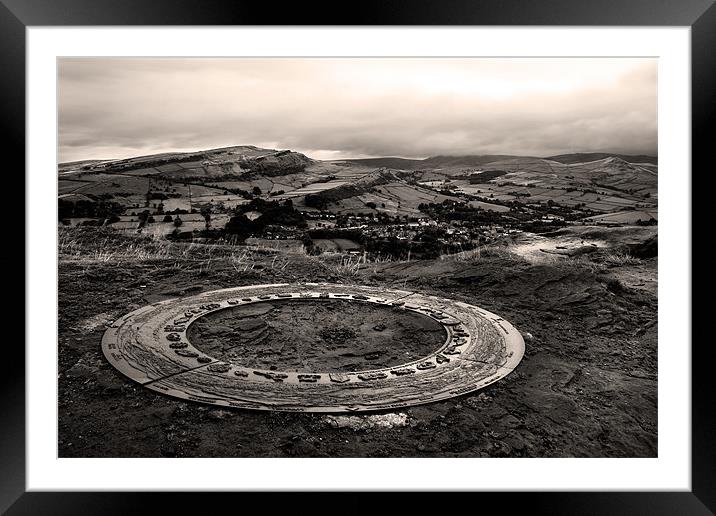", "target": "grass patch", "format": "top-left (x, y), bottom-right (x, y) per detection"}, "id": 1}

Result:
top-left (600, 251), bottom-right (644, 267)
top-left (439, 245), bottom-right (522, 263)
